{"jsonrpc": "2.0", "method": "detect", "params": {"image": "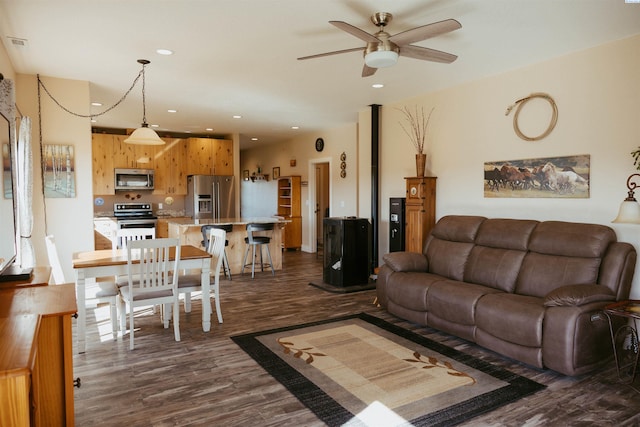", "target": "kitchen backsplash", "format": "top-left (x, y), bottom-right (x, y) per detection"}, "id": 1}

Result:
top-left (93, 194), bottom-right (186, 217)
